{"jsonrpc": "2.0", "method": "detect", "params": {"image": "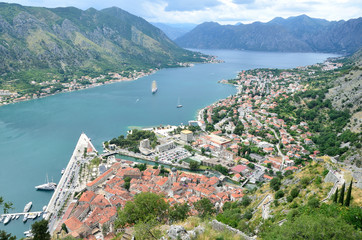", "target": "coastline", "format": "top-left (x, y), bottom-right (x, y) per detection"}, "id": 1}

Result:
top-left (0, 69), bottom-right (158, 107)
